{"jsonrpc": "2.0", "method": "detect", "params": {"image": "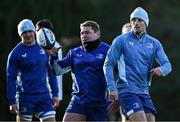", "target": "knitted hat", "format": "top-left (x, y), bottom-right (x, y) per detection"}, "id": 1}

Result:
top-left (17, 19), bottom-right (35, 36)
top-left (130, 7), bottom-right (149, 27)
